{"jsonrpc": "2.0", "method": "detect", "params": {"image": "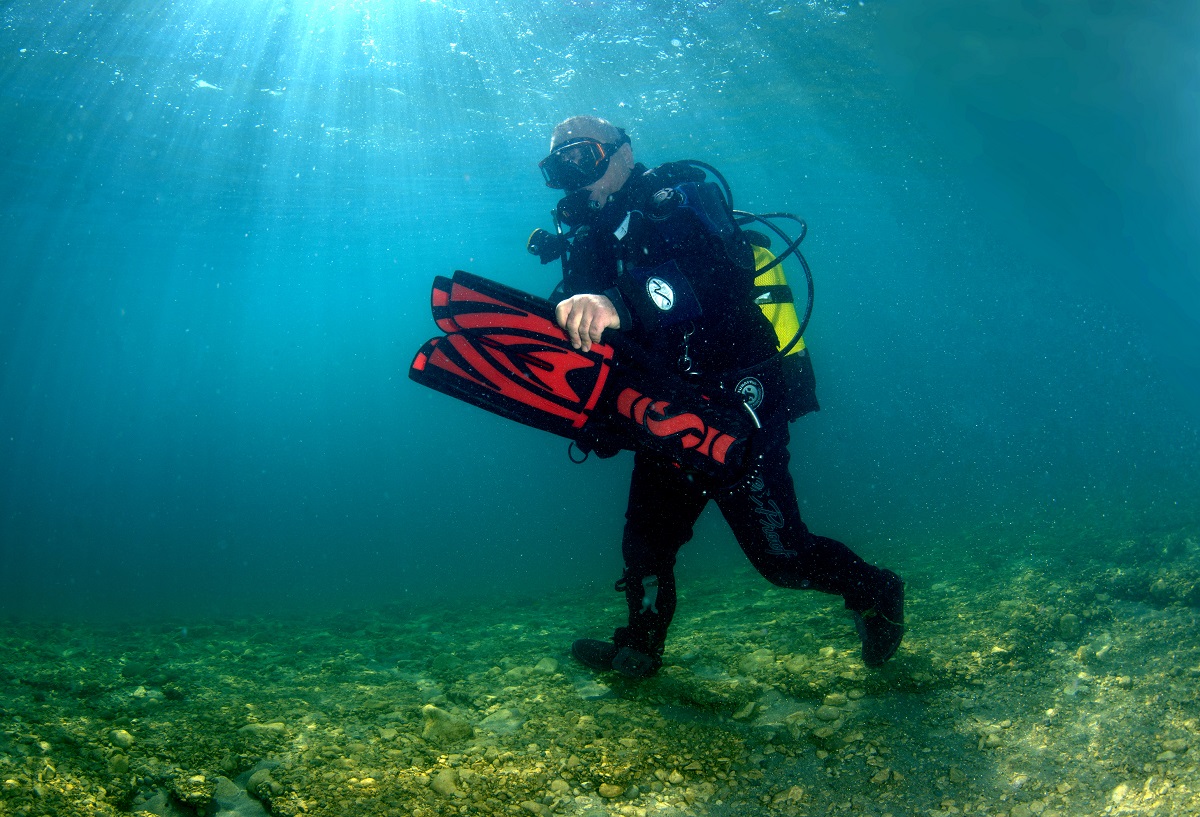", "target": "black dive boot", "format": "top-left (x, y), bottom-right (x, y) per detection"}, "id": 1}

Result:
top-left (852, 569), bottom-right (905, 667)
top-left (571, 639), bottom-right (618, 672)
top-left (571, 635), bottom-right (660, 679)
